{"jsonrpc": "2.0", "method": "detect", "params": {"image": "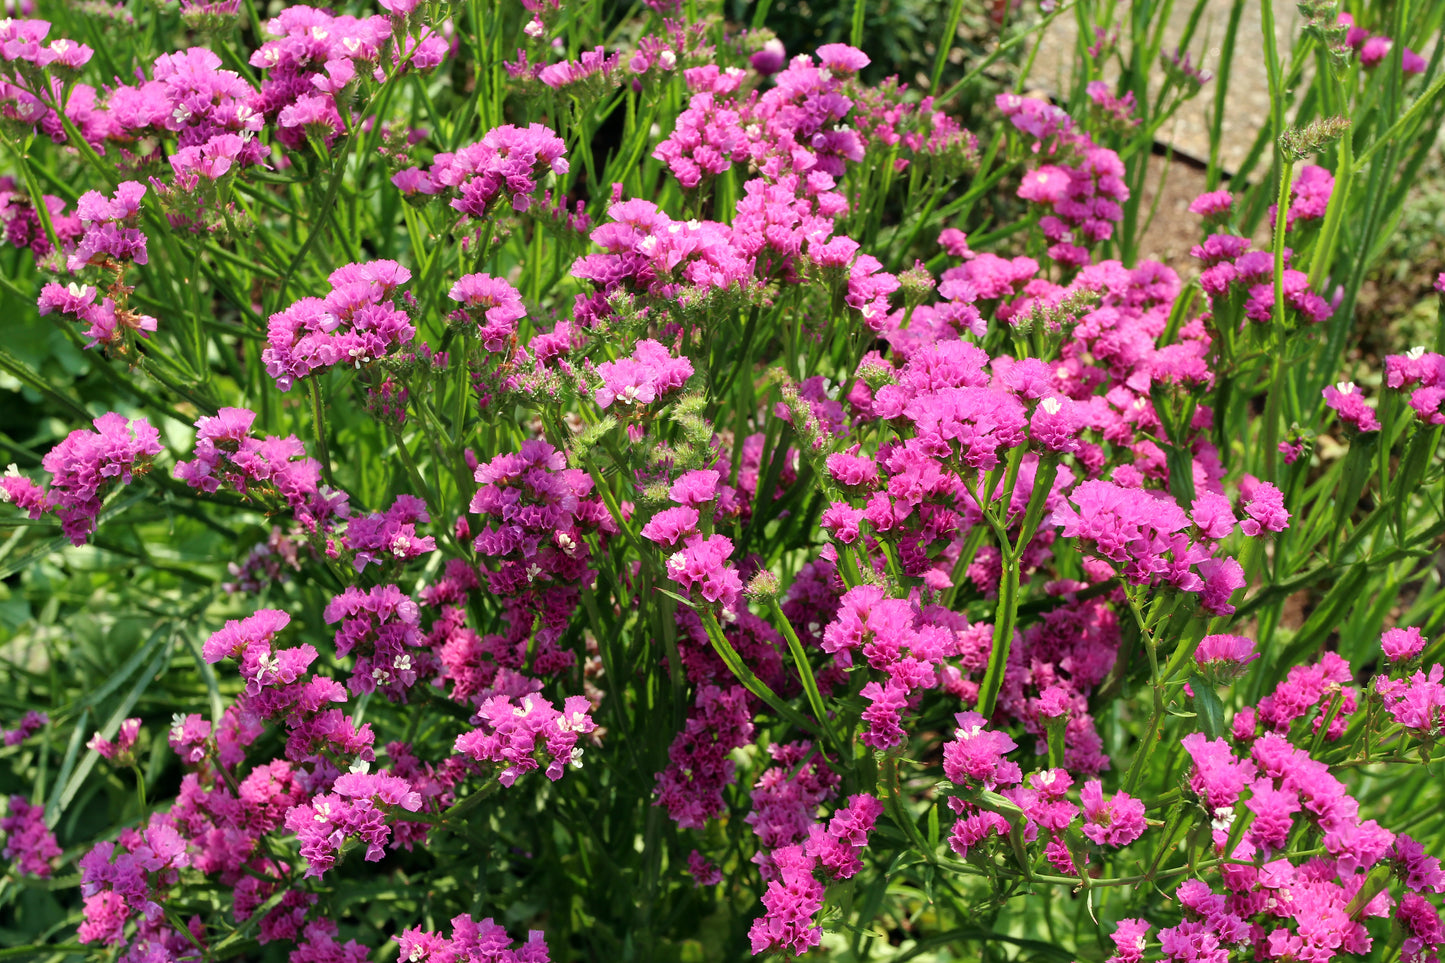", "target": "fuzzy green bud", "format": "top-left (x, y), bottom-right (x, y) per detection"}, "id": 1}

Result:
top-left (1279, 116), bottom-right (1351, 161)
